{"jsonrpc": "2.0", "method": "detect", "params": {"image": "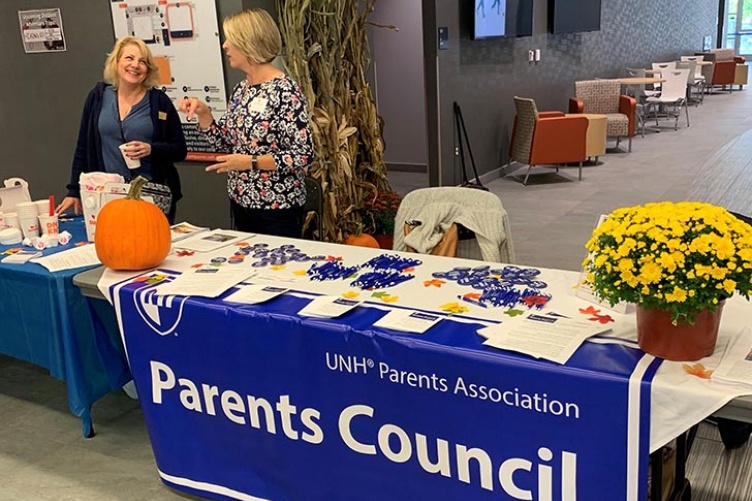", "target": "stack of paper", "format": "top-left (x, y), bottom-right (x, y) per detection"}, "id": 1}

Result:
top-left (223, 284), bottom-right (288, 305)
top-left (478, 313), bottom-right (612, 364)
top-left (373, 309), bottom-right (443, 334)
top-left (2, 250), bottom-right (42, 264)
top-left (154, 266), bottom-right (256, 298)
top-left (170, 222), bottom-right (209, 243)
top-left (712, 328), bottom-right (752, 389)
top-left (175, 229), bottom-right (252, 252)
top-left (298, 296), bottom-right (361, 318)
top-left (31, 244), bottom-right (100, 272)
